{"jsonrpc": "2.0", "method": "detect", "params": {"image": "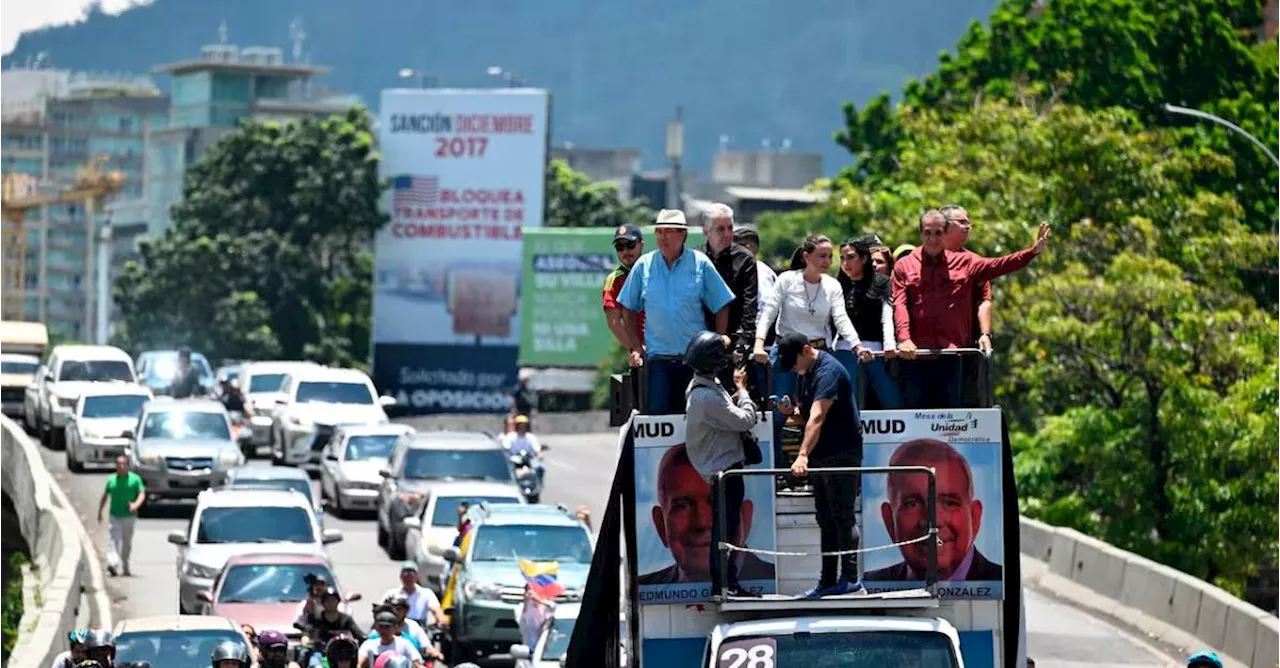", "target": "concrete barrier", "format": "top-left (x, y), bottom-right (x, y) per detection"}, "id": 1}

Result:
top-left (2, 415), bottom-right (84, 668)
top-left (1020, 516), bottom-right (1279, 668)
